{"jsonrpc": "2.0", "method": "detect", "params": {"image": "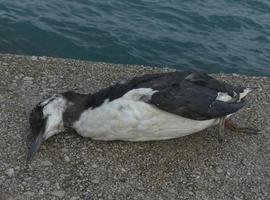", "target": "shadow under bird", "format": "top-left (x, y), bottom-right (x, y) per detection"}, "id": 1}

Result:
top-left (27, 71), bottom-right (260, 161)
